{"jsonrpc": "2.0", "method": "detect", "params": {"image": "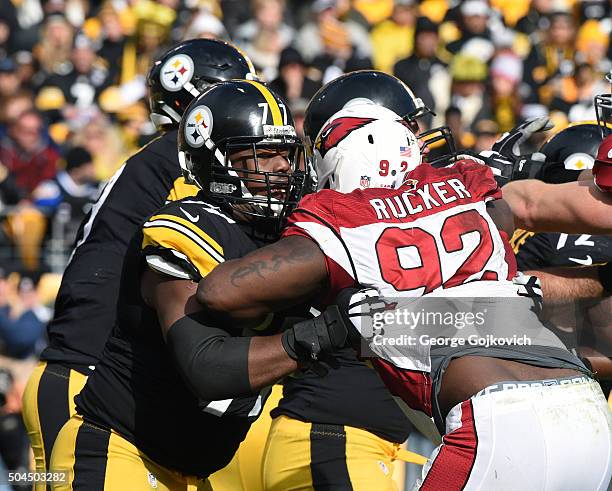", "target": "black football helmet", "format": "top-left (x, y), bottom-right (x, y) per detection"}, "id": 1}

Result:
top-left (303, 70), bottom-right (455, 168)
top-left (178, 80), bottom-right (305, 234)
top-left (539, 122), bottom-right (604, 183)
top-left (594, 70), bottom-right (612, 139)
top-left (147, 39), bottom-right (258, 131)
